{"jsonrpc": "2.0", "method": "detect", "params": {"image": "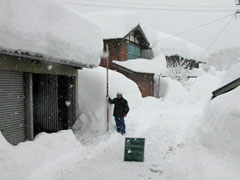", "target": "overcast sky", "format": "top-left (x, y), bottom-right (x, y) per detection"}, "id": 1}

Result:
top-left (61, 0), bottom-right (240, 56)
